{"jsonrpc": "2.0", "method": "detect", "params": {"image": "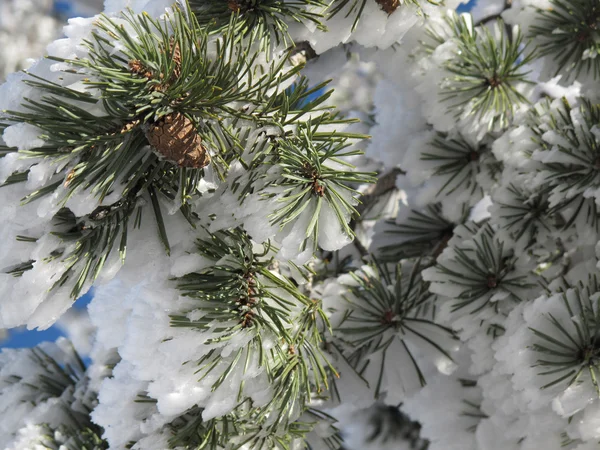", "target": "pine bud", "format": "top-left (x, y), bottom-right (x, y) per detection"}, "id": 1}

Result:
top-left (228, 0), bottom-right (241, 13)
top-left (375, 0), bottom-right (399, 14)
top-left (146, 113), bottom-right (211, 168)
top-left (128, 59), bottom-right (152, 79)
